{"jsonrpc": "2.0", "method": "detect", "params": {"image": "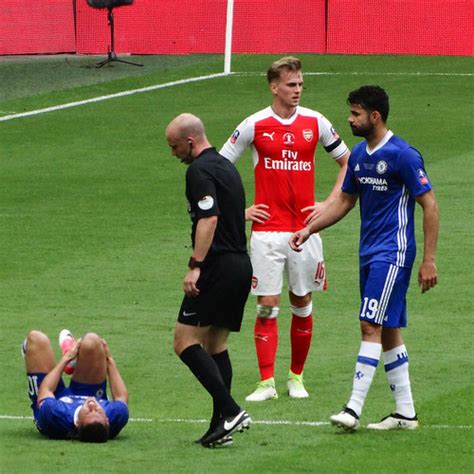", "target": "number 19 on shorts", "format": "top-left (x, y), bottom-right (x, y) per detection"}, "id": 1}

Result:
top-left (360, 297), bottom-right (379, 320)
